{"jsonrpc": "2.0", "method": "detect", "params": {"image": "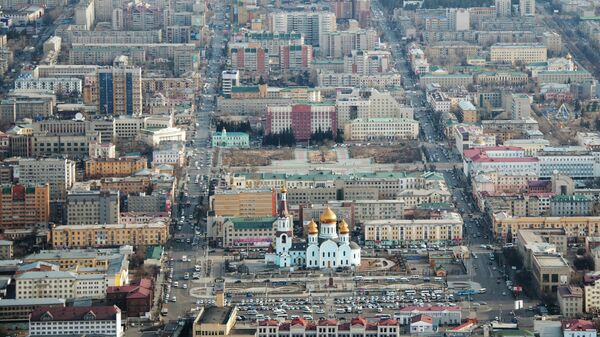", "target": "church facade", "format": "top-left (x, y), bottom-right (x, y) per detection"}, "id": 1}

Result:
top-left (265, 188), bottom-right (361, 269)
